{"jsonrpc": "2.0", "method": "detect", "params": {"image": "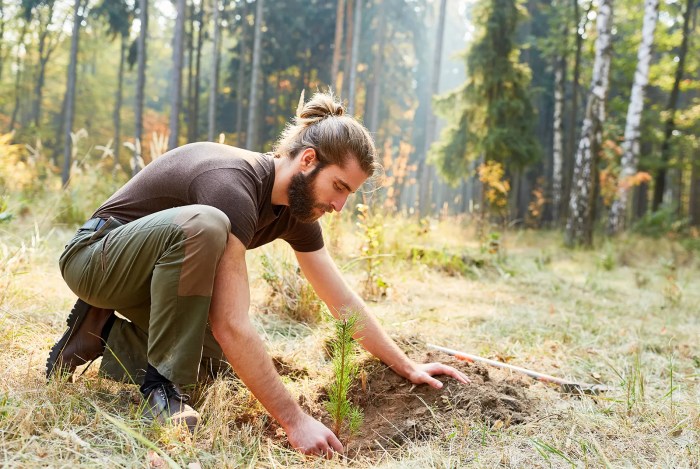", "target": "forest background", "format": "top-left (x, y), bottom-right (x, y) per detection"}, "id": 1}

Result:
top-left (0, 0), bottom-right (699, 466)
top-left (0, 0), bottom-right (698, 245)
